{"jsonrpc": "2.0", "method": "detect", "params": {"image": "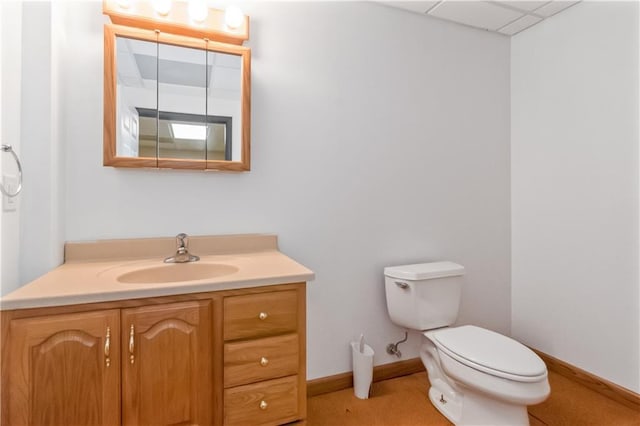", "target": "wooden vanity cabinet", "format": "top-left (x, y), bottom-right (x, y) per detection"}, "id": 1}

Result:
top-left (3, 309), bottom-right (121, 426)
top-left (1, 283), bottom-right (306, 426)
